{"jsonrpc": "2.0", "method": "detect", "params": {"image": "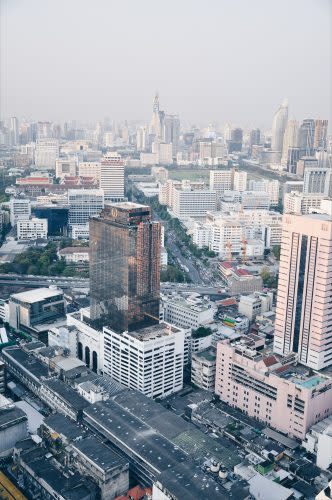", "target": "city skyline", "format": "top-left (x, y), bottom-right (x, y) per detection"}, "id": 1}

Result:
top-left (1, 0), bottom-right (331, 126)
